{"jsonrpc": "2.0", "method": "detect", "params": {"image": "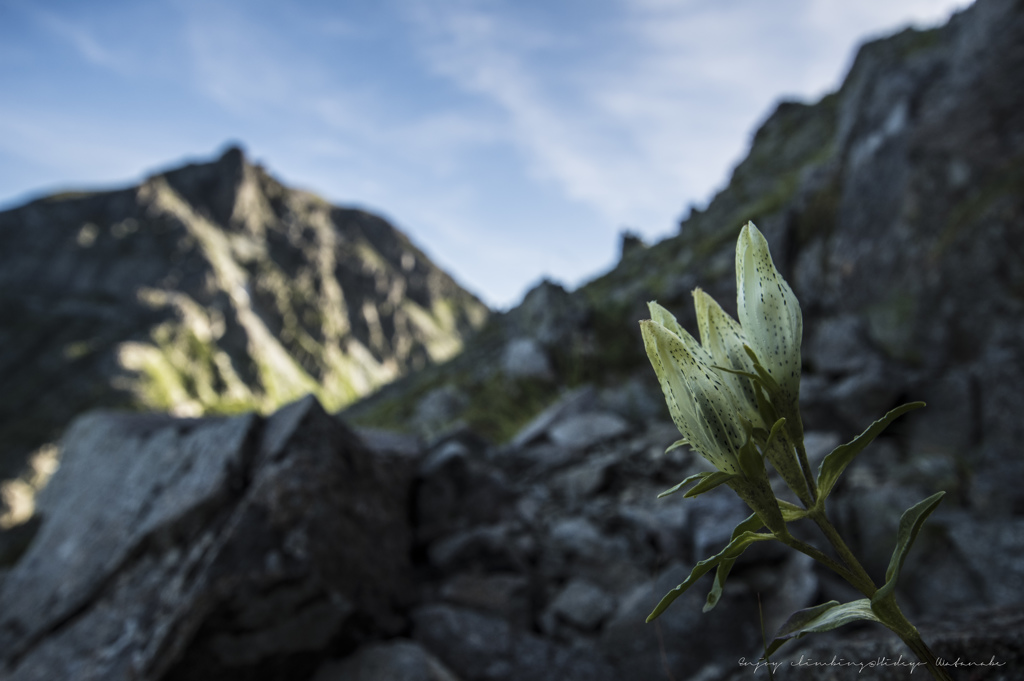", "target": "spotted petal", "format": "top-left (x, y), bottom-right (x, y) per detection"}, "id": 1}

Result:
top-left (693, 288), bottom-right (764, 429)
top-left (735, 222), bottom-right (803, 407)
top-left (641, 315), bottom-right (747, 475)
